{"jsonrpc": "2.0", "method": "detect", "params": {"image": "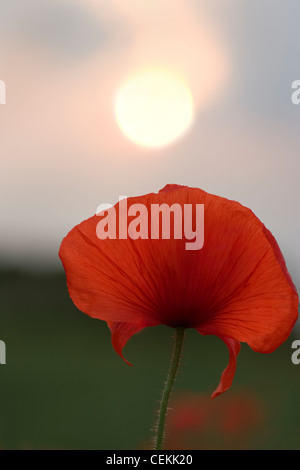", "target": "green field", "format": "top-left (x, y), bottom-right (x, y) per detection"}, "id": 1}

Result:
top-left (0, 269), bottom-right (299, 449)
